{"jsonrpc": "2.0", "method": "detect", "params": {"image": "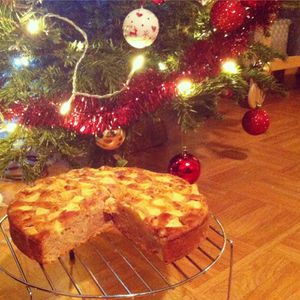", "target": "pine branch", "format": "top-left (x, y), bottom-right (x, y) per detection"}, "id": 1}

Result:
top-left (173, 97), bottom-right (199, 133)
top-left (241, 42), bottom-right (286, 68)
top-left (0, 6), bottom-right (17, 38)
top-left (193, 5), bottom-right (213, 40)
top-left (0, 0), bottom-right (287, 180)
top-left (0, 1), bottom-right (208, 103)
top-left (243, 68), bottom-right (286, 96)
top-left (0, 125), bottom-right (89, 181)
top-left (173, 73), bottom-right (249, 132)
